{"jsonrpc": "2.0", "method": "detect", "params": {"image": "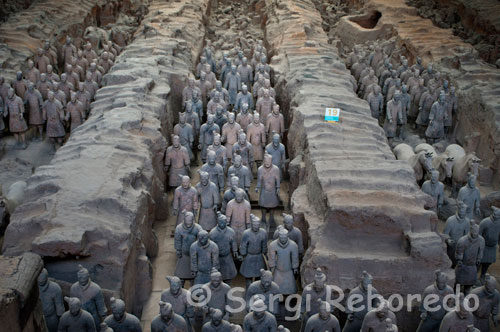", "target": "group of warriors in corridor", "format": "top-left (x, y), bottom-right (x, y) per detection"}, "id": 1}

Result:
top-left (0, 36), bottom-right (120, 149)
top-left (34, 36), bottom-right (500, 332)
